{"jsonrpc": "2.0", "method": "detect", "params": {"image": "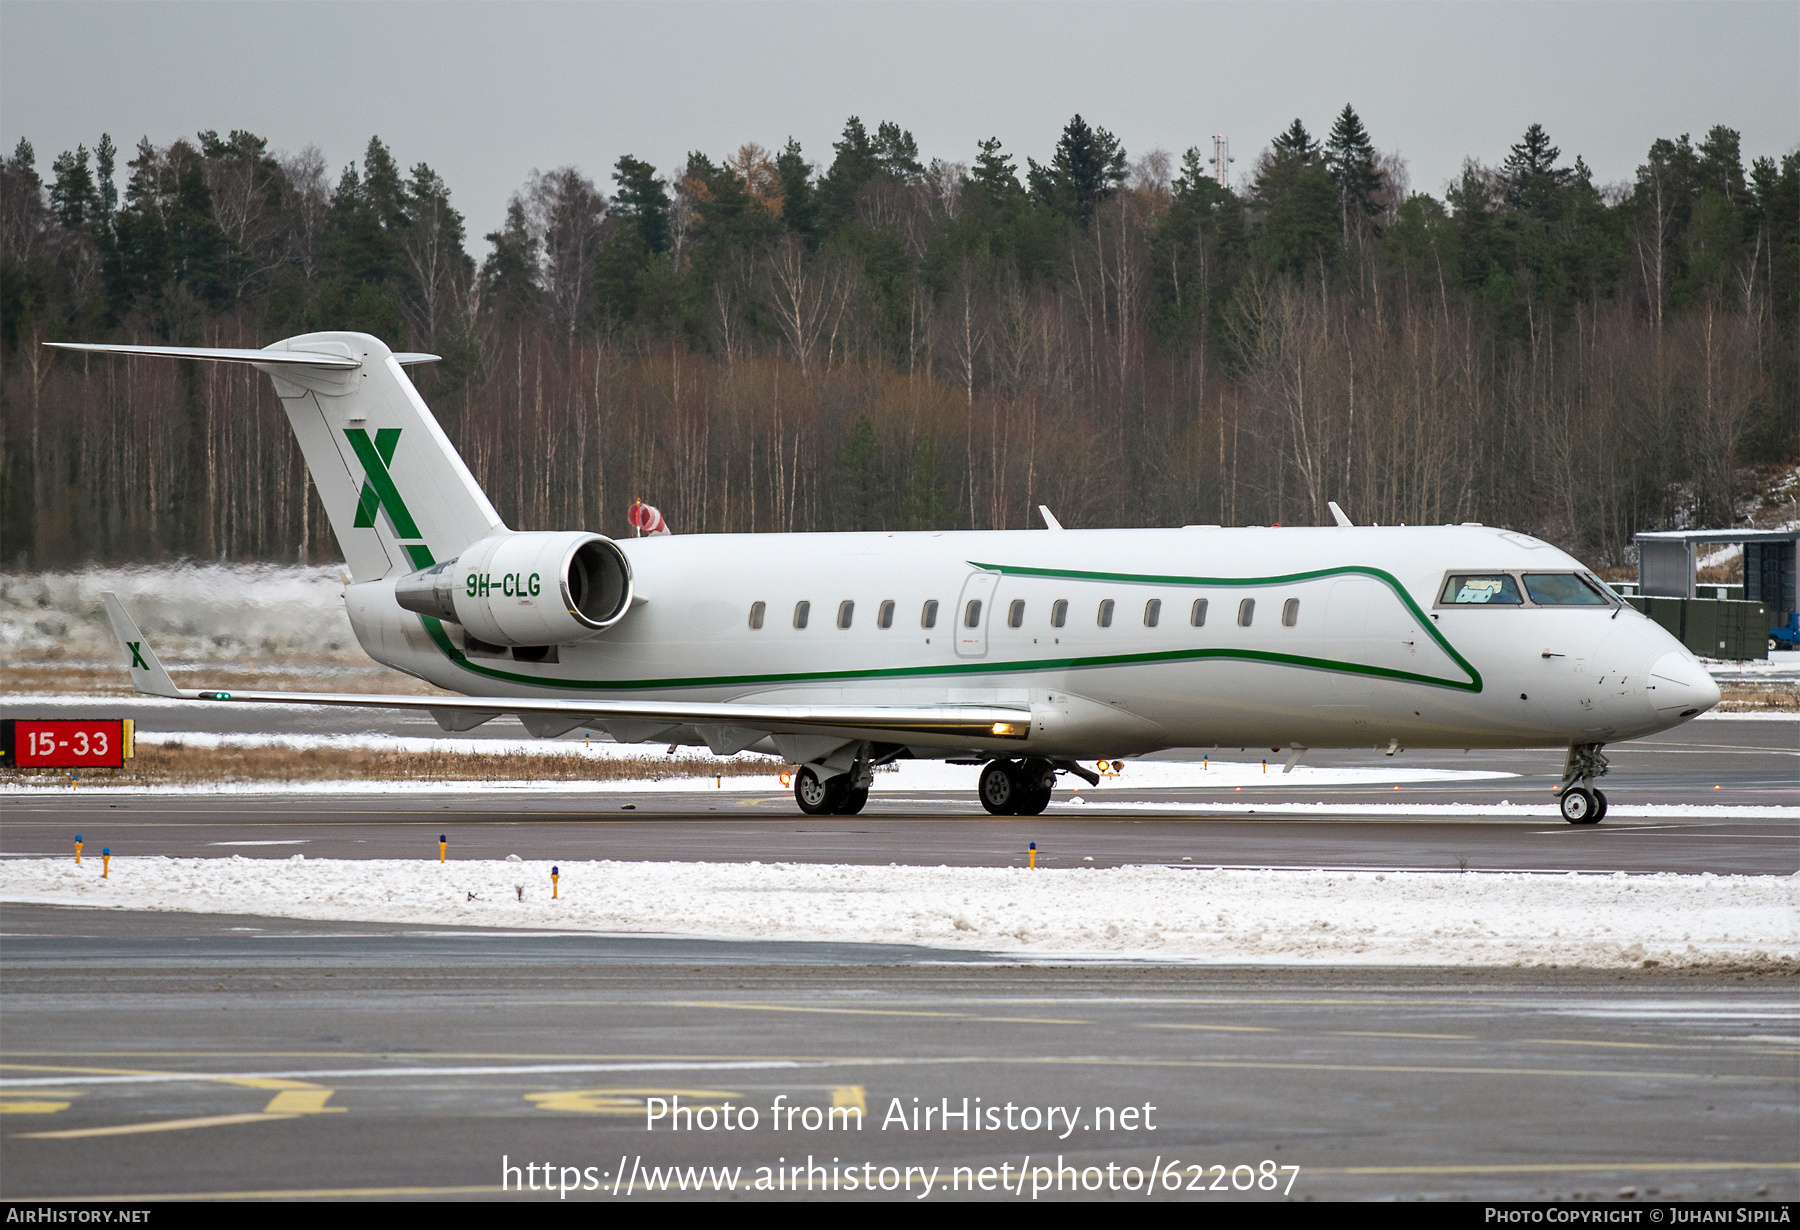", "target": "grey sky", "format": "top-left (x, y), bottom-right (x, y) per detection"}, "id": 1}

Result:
top-left (3, 1), bottom-right (1794, 247)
